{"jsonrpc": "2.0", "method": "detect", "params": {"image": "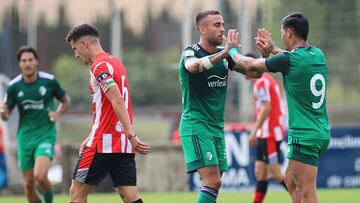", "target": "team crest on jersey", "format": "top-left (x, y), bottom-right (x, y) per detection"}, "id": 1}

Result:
top-left (115, 121), bottom-right (123, 132)
top-left (39, 86), bottom-right (47, 96)
top-left (17, 91), bottom-right (24, 97)
top-left (206, 152), bottom-right (213, 160)
top-left (184, 50), bottom-right (195, 57)
top-left (223, 59), bottom-right (229, 69)
top-left (258, 88), bottom-right (266, 100)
